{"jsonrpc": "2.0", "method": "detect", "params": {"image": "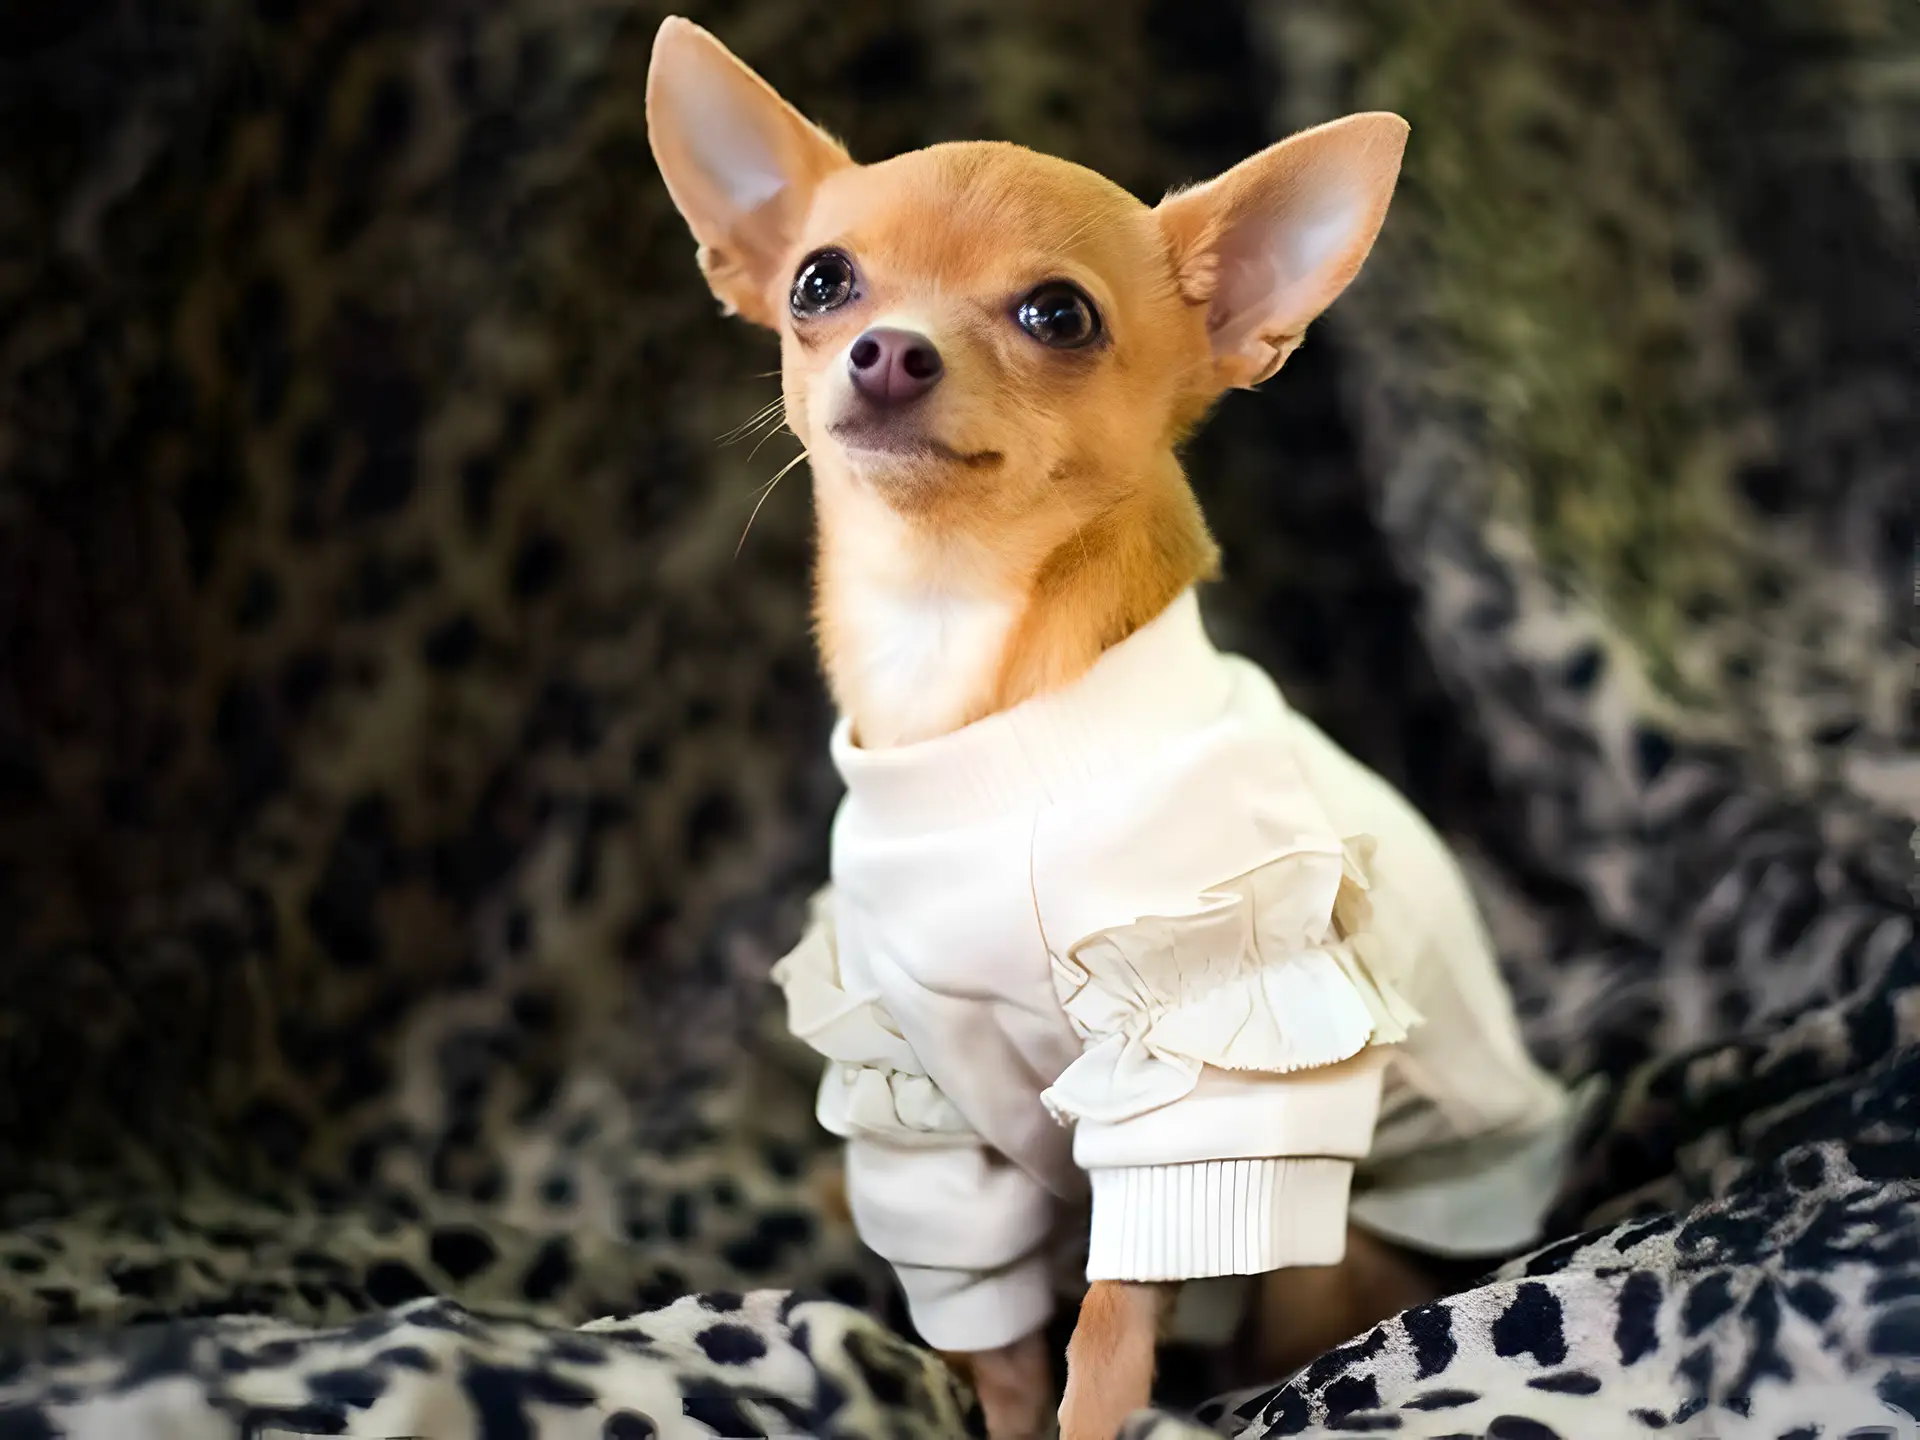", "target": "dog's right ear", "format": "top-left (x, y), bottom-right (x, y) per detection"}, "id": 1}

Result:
top-left (647, 17), bottom-right (852, 326)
